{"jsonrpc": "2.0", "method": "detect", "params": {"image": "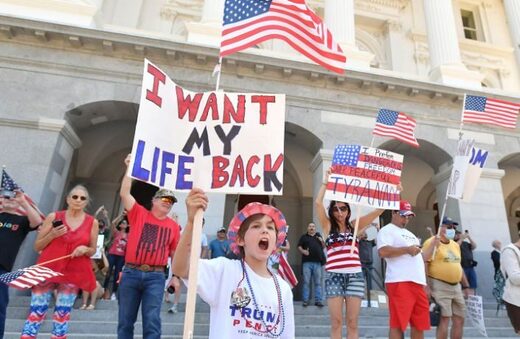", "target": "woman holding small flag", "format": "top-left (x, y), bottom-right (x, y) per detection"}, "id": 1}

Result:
top-left (315, 168), bottom-right (386, 339)
top-left (21, 185), bottom-right (99, 339)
